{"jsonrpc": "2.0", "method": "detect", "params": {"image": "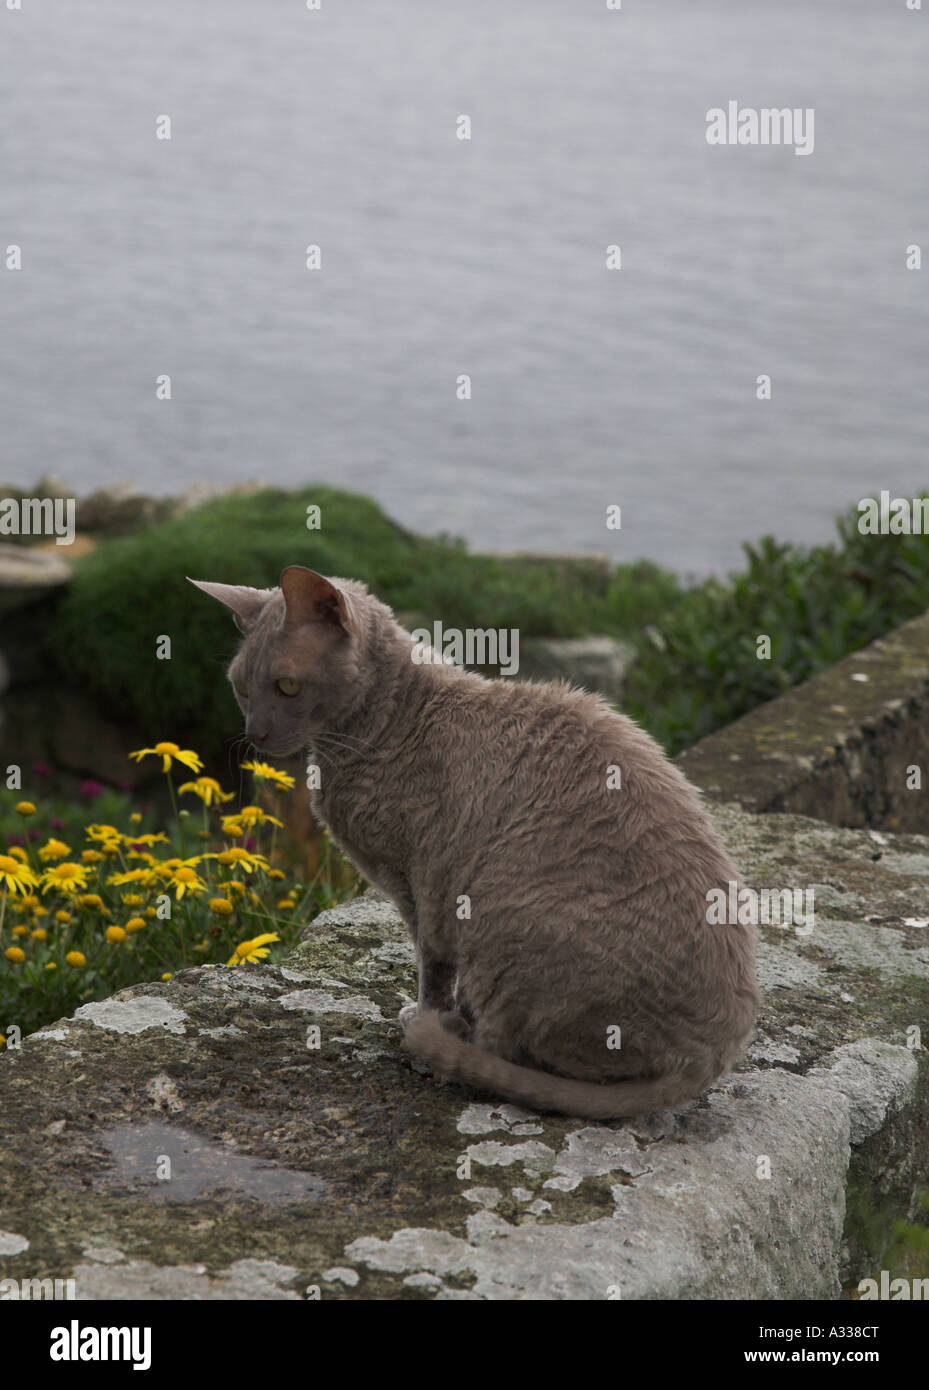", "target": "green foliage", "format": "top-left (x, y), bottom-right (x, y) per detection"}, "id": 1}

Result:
top-left (49, 485), bottom-right (678, 760)
top-left (48, 485), bottom-right (929, 764)
top-left (624, 499), bottom-right (929, 753)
